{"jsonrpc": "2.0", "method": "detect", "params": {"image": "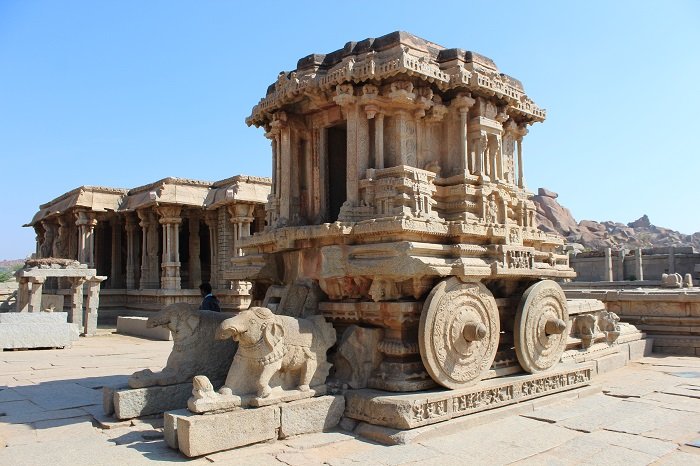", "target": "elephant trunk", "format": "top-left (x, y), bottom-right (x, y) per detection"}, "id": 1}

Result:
top-left (216, 317), bottom-right (244, 340)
